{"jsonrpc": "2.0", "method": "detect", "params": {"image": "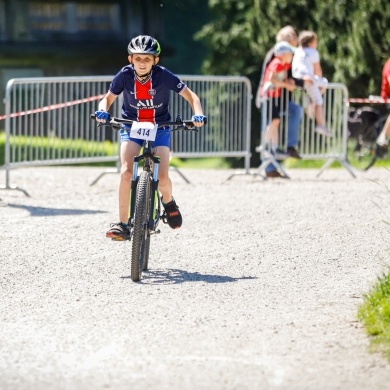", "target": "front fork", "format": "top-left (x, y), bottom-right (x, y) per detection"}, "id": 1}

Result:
top-left (149, 158), bottom-right (161, 230)
top-left (128, 156), bottom-right (161, 231)
top-left (128, 160), bottom-right (139, 227)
